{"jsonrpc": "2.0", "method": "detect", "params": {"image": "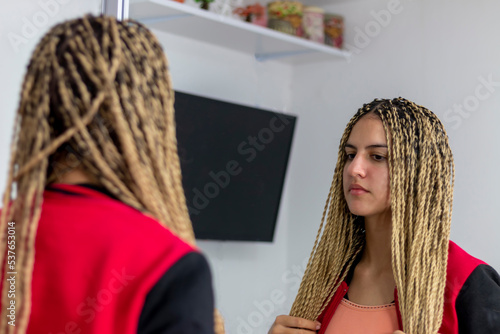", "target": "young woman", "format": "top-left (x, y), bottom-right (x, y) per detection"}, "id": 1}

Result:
top-left (269, 98), bottom-right (500, 334)
top-left (0, 15), bottom-right (223, 334)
